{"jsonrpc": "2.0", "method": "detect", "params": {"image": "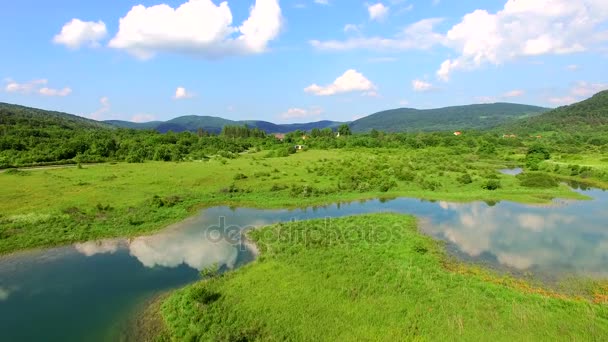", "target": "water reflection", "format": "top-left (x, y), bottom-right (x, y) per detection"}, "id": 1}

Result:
top-left (2, 189), bottom-right (608, 341)
top-left (70, 190), bottom-right (608, 279)
top-left (0, 286), bottom-right (10, 301)
top-left (426, 195), bottom-right (608, 277)
top-left (499, 168), bottom-right (523, 175)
